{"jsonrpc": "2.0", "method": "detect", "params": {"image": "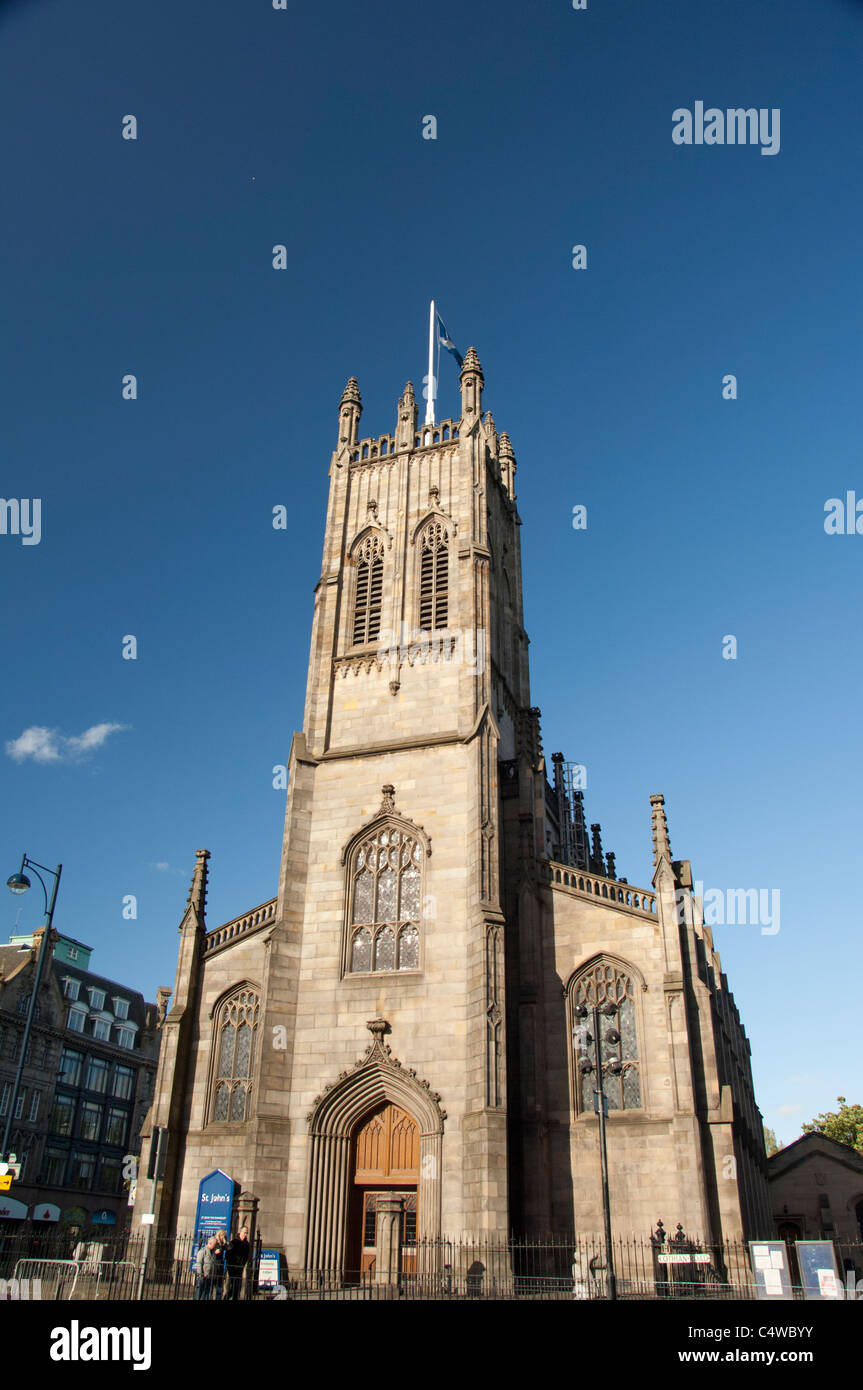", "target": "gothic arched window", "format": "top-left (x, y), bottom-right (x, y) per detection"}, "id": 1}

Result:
top-left (419, 521), bottom-right (448, 630)
top-left (353, 534), bottom-right (384, 645)
top-left (212, 987), bottom-right (259, 1123)
top-left (571, 960), bottom-right (641, 1113)
top-left (347, 826), bottom-right (423, 974)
